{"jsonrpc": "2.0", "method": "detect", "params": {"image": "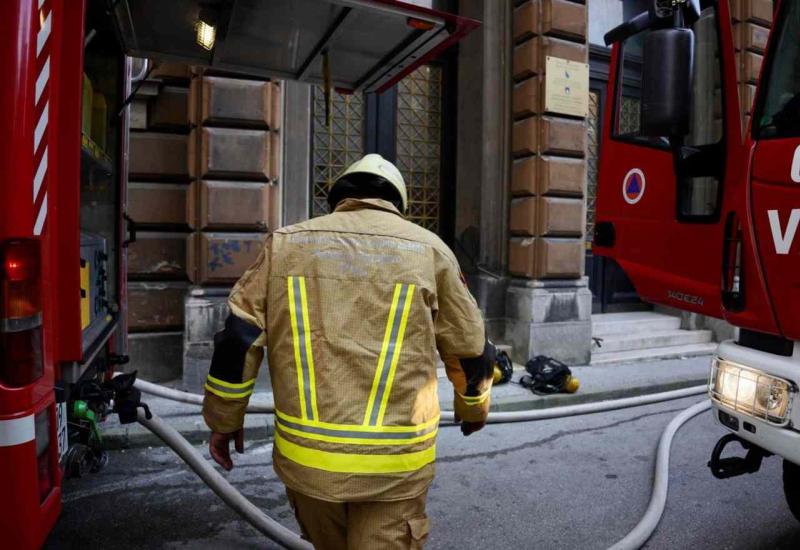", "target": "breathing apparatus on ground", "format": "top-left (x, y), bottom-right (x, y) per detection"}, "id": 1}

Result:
top-left (492, 350), bottom-right (514, 385)
top-left (520, 355), bottom-right (580, 395)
